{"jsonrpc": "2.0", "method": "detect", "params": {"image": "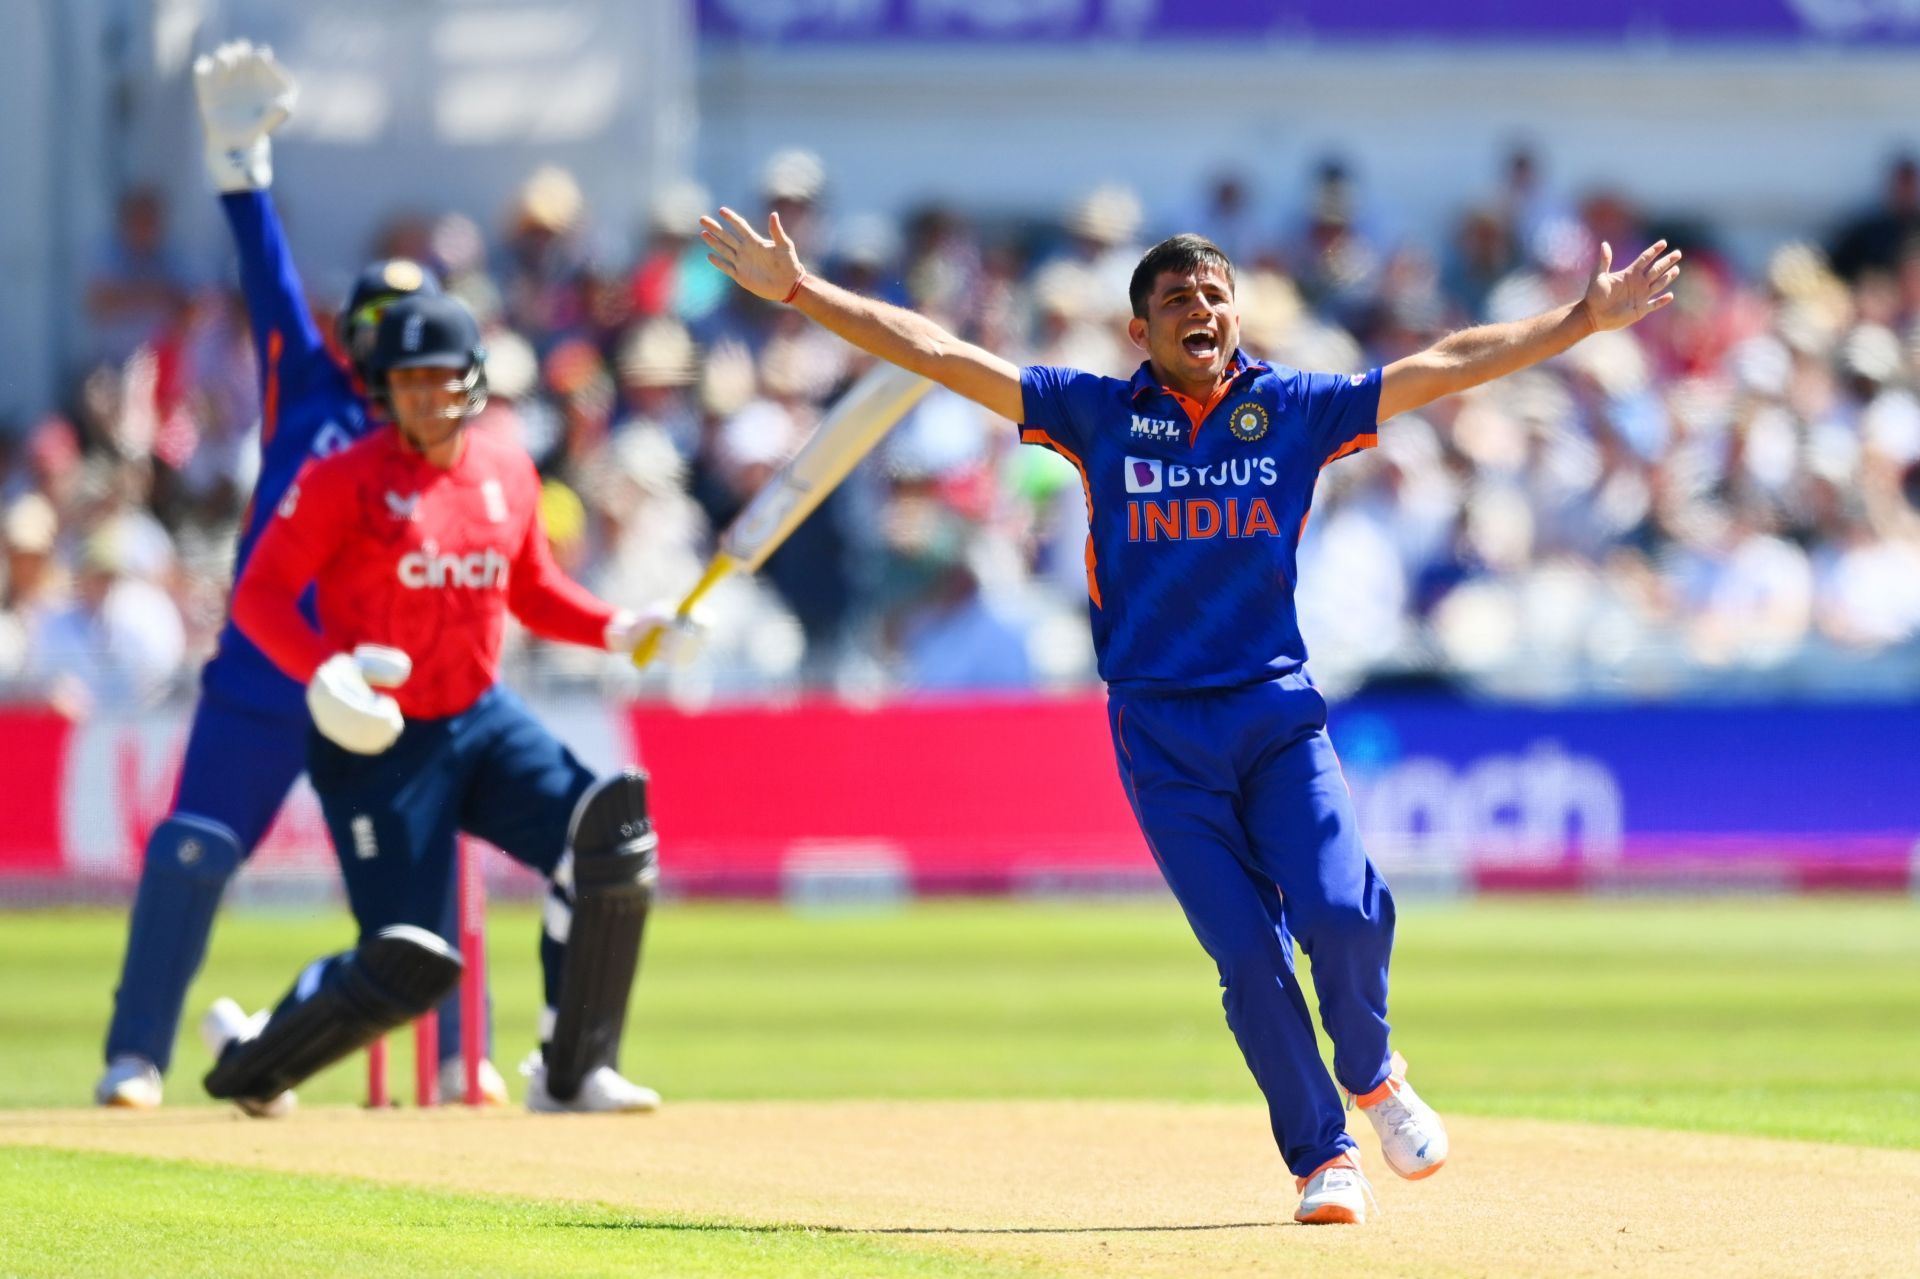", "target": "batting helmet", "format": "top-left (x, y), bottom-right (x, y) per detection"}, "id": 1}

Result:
top-left (365, 293), bottom-right (489, 421)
